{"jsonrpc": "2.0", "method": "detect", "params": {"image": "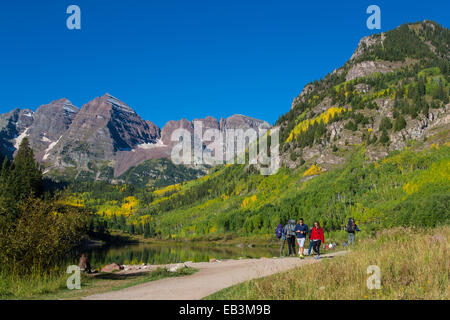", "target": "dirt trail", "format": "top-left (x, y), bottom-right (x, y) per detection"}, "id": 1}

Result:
top-left (84, 251), bottom-right (346, 300)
